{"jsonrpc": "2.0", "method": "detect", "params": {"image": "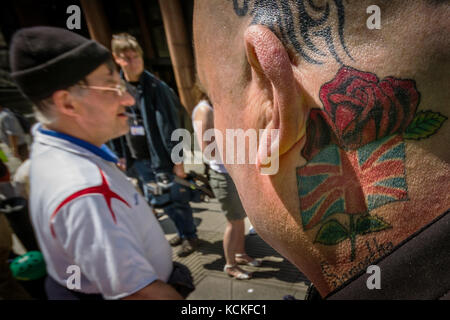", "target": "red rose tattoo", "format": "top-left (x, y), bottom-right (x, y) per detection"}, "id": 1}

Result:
top-left (297, 67), bottom-right (448, 264)
top-left (302, 66), bottom-right (420, 160)
top-left (321, 66), bottom-right (420, 149)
